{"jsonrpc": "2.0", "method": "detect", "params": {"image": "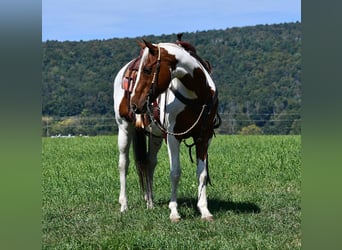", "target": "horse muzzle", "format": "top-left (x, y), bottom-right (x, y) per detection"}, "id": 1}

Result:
top-left (130, 102), bottom-right (147, 115)
top-left (134, 113), bottom-right (145, 129)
